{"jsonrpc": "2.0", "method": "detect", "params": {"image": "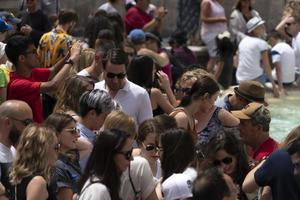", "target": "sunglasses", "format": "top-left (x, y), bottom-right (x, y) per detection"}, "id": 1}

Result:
top-left (118, 148), bottom-right (133, 161)
top-left (213, 157), bottom-right (233, 166)
top-left (54, 143), bottom-right (61, 153)
top-left (142, 143), bottom-right (159, 152)
top-left (64, 127), bottom-right (79, 135)
top-left (10, 117), bottom-right (33, 126)
top-left (106, 72), bottom-right (126, 79)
